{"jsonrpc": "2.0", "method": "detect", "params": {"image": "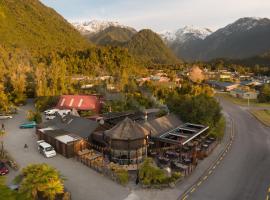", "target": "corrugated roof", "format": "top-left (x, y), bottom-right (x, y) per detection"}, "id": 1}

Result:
top-left (105, 117), bottom-right (148, 140)
top-left (56, 95), bottom-right (102, 113)
top-left (39, 114), bottom-right (99, 139)
top-left (142, 114), bottom-right (182, 137)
